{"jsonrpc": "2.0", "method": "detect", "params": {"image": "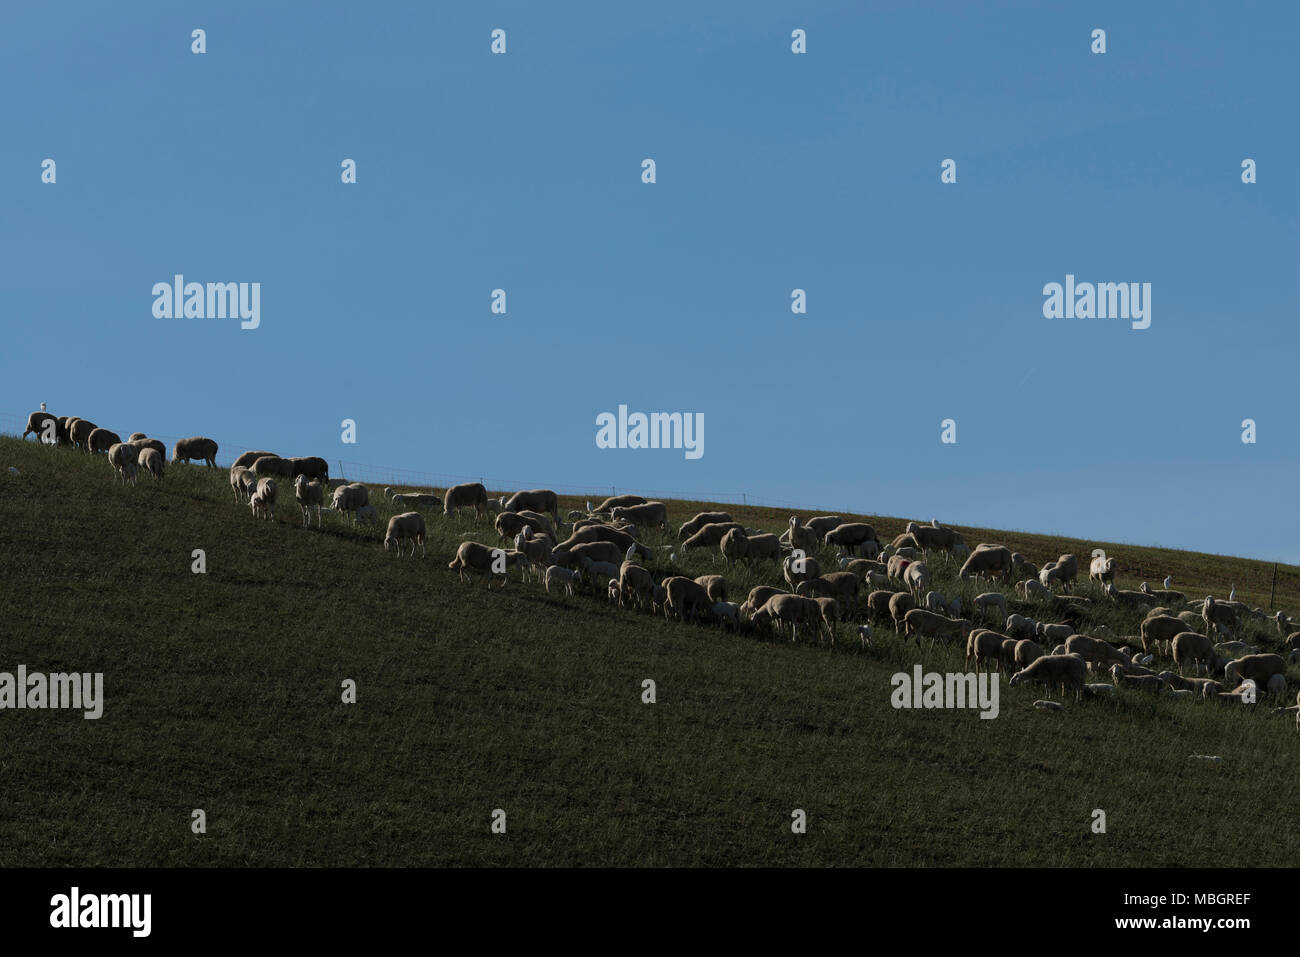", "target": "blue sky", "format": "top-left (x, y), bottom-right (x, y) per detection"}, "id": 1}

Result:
top-left (3, 1), bottom-right (1297, 561)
